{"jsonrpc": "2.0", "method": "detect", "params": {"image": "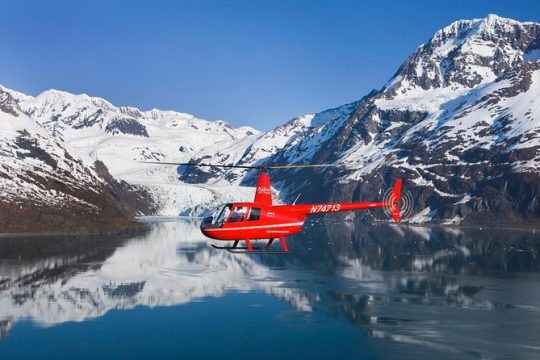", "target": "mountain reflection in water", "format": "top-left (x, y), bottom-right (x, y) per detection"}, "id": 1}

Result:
top-left (0, 218), bottom-right (539, 359)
